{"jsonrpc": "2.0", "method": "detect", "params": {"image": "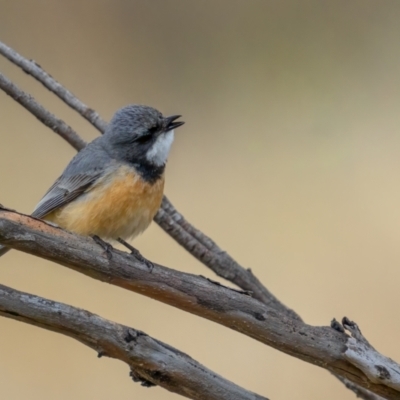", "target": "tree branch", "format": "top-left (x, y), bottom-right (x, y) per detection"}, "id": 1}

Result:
top-left (336, 376), bottom-right (387, 400)
top-left (0, 283), bottom-right (266, 400)
top-left (0, 208), bottom-right (398, 399)
top-left (0, 41), bottom-right (107, 132)
top-left (341, 318), bottom-right (400, 391)
top-left (0, 72), bottom-right (85, 151)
